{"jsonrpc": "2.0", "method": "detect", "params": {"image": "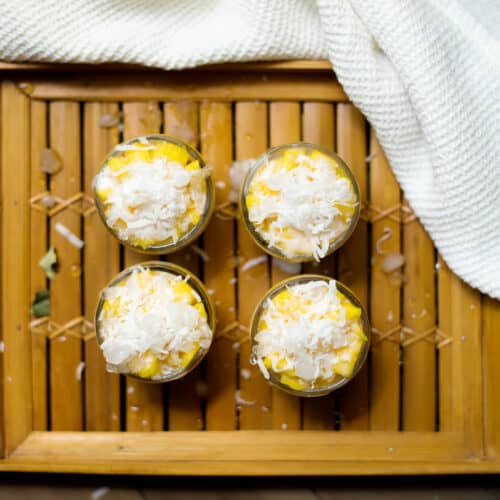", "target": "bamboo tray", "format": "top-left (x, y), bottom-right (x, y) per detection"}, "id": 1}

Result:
top-left (1, 61), bottom-right (499, 475)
